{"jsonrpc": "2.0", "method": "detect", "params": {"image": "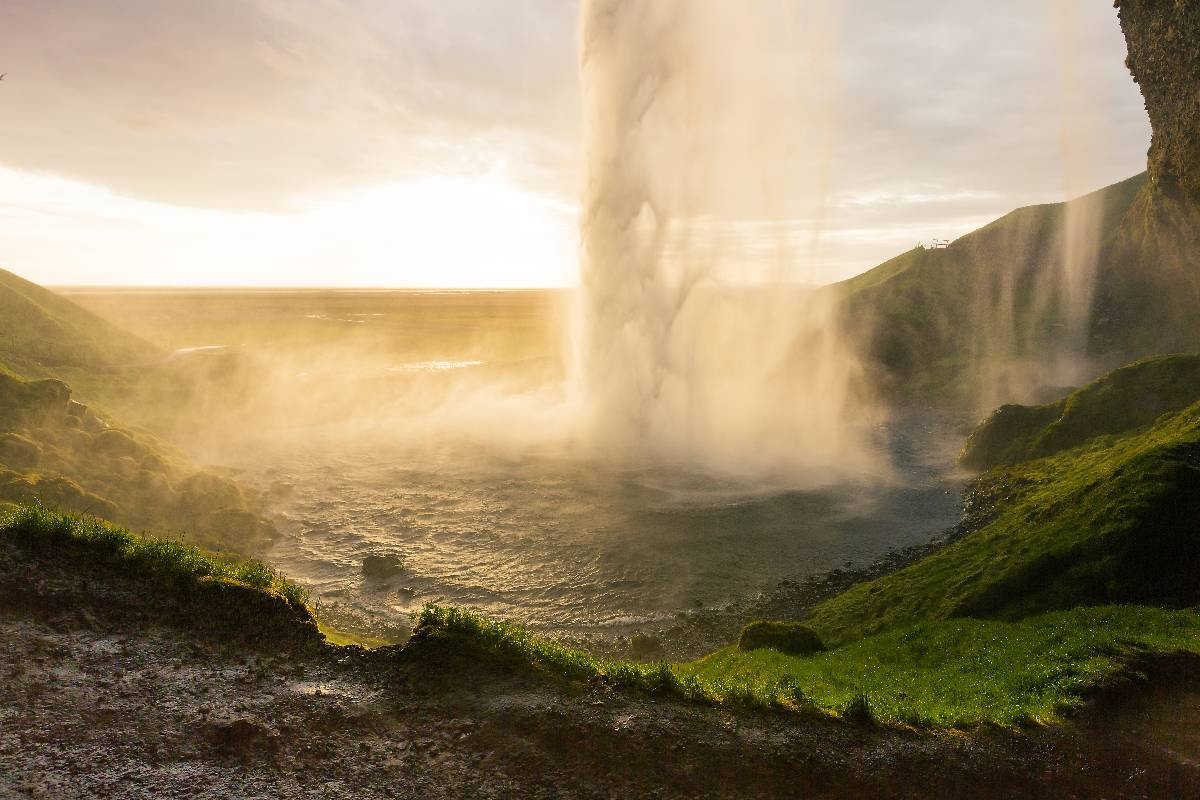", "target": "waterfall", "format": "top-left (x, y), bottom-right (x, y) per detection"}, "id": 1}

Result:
top-left (574, 0), bottom-right (879, 483)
